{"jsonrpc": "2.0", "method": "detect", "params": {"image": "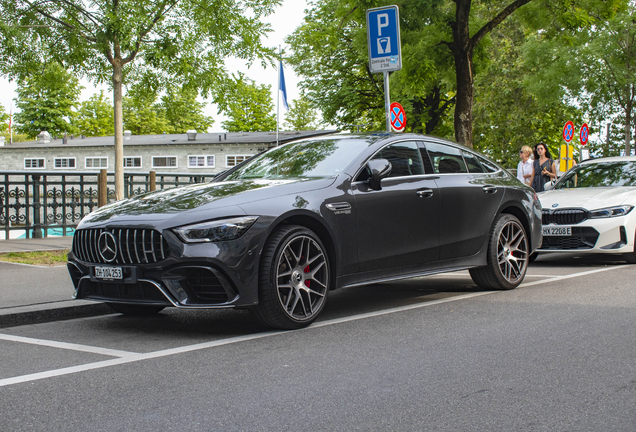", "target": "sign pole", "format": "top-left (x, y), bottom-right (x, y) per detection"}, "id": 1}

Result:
top-left (384, 71), bottom-right (390, 132)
